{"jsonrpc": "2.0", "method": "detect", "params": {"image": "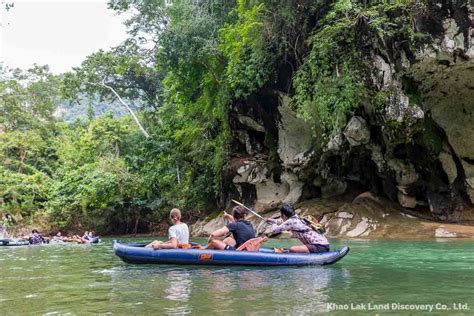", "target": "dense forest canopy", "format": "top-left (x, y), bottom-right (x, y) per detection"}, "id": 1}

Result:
top-left (1, 0), bottom-right (472, 233)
